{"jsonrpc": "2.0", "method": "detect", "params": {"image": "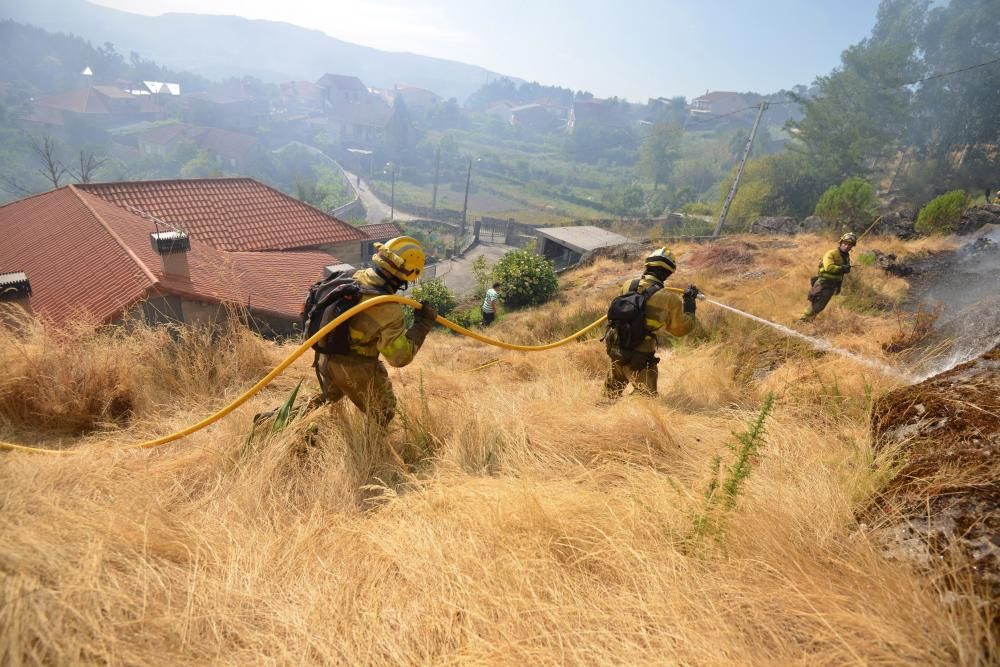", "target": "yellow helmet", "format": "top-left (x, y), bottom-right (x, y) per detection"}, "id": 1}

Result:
top-left (839, 232), bottom-right (858, 246)
top-left (644, 246), bottom-right (677, 275)
top-left (372, 236), bottom-right (426, 282)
